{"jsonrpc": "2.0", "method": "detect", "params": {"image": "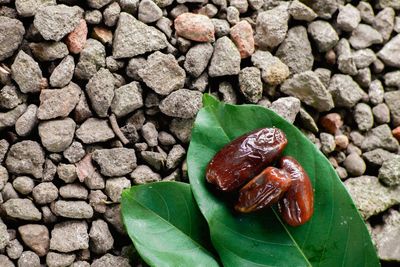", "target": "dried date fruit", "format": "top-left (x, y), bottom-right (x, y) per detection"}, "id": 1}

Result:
top-left (235, 167), bottom-right (292, 213)
top-left (278, 156), bottom-right (314, 227)
top-left (206, 128), bottom-right (288, 192)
